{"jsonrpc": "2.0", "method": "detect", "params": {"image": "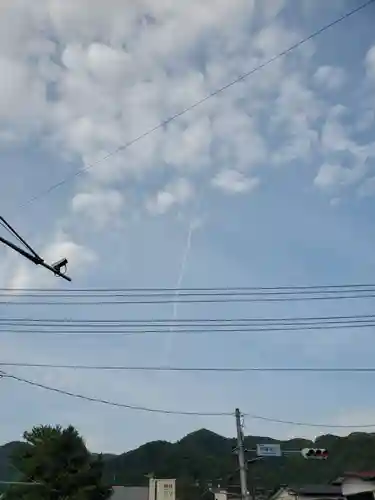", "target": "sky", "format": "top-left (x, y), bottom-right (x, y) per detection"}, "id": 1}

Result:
top-left (2, 0), bottom-right (375, 454)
